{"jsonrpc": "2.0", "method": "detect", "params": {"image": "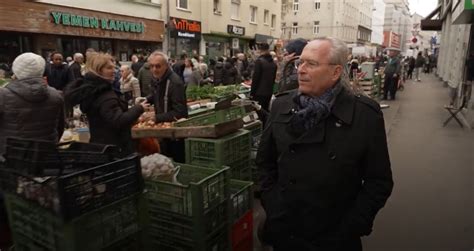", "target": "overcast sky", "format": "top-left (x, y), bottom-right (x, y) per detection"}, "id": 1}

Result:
top-left (408, 0), bottom-right (439, 17)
